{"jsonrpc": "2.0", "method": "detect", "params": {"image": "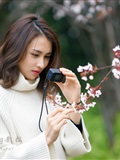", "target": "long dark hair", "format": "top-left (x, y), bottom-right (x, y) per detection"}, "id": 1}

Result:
top-left (0, 14), bottom-right (62, 92)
